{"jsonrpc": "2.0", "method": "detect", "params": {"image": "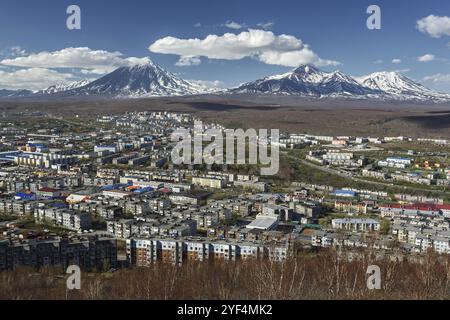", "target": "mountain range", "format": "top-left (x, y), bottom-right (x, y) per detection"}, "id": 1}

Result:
top-left (1, 61), bottom-right (449, 103)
